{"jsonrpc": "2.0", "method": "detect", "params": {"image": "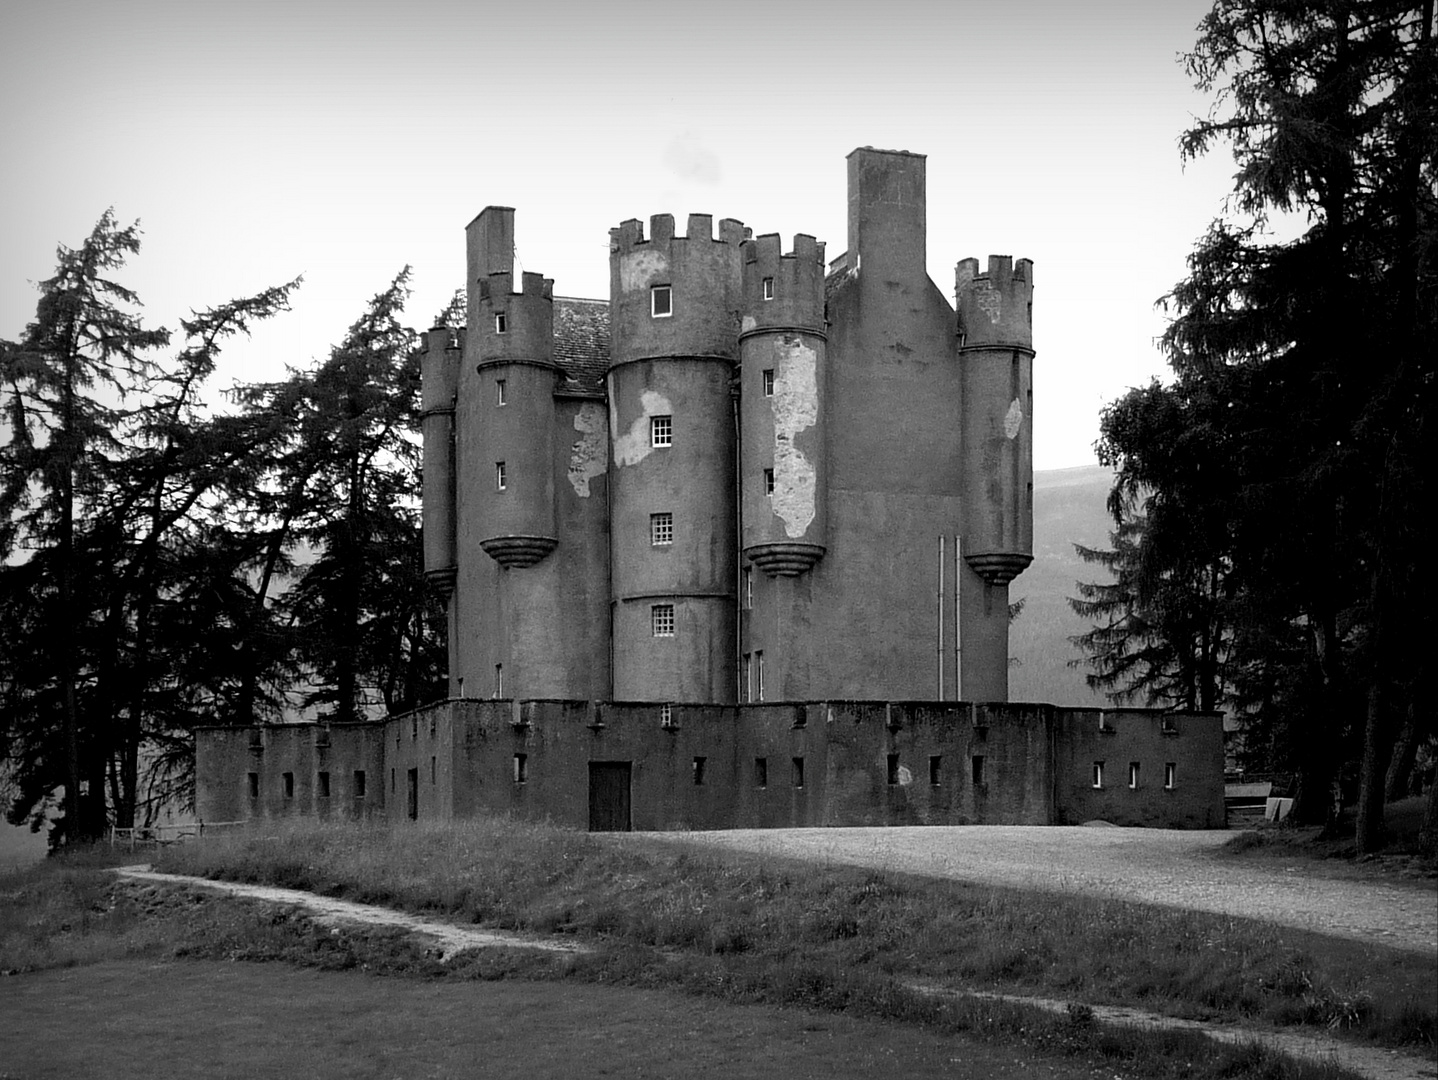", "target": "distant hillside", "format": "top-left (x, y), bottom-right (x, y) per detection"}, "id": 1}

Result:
top-left (1009, 464), bottom-right (1117, 707)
